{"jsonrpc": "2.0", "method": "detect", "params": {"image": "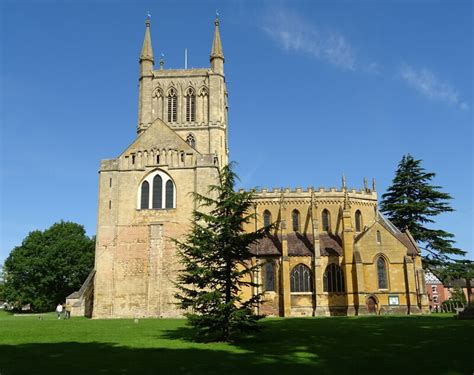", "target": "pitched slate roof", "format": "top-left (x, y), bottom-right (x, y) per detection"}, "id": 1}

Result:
top-left (250, 232), bottom-right (343, 257)
top-left (319, 233), bottom-right (343, 256)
